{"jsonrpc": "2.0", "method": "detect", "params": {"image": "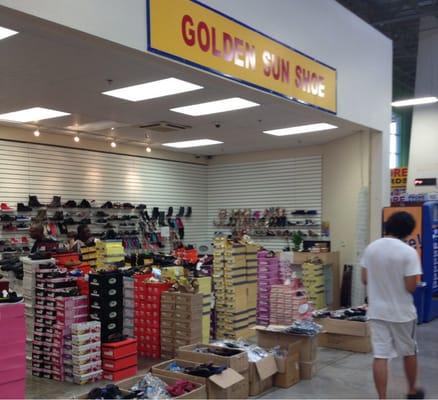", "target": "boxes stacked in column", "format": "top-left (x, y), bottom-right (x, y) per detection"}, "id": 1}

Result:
top-left (102, 338), bottom-right (137, 381)
top-left (160, 292), bottom-right (203, 359)
top-left (123, 277), bottom-right (135, 338)
top-left (257, 252), bottom-right (281, 326)
top-left (89, 271), bottom-right (124, 342)
top-left (134, 278), bottom-right (170, 359)
top-left (80, 245), bottom-right (97, 268)
top-left (22, 257), bottom-right (55, 362)
top-left (95, 240), bottom-right (125, 271)
top-left (70, 321), bottom-right (102, 385)
top-left (302, 263), bottom-right (326, 309)
top-left (246, 244), bottom-right (259, 330)
top-left (197, 277), bottom-right (212, 343)
top-left (32, 264), bottom-right (82, 381)
top-left (56, 296), bottom-right (89, 382)
top-left (0, 303), bottom-right (26, 399)
top-left (269, 285), bottom-right (310, 325)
